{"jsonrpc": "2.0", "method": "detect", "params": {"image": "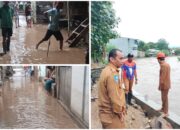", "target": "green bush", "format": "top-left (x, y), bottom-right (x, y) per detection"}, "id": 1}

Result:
top-left (177, 57), bottom-right (180, 61)
top-left (161, 50), bottom-right (170, 56)
top-left (175, 49), bottom-right (180, 55)
top-left (145, 50), bottom-right (150, 57)
top-left (106, 44), bottom-right (118, 53)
